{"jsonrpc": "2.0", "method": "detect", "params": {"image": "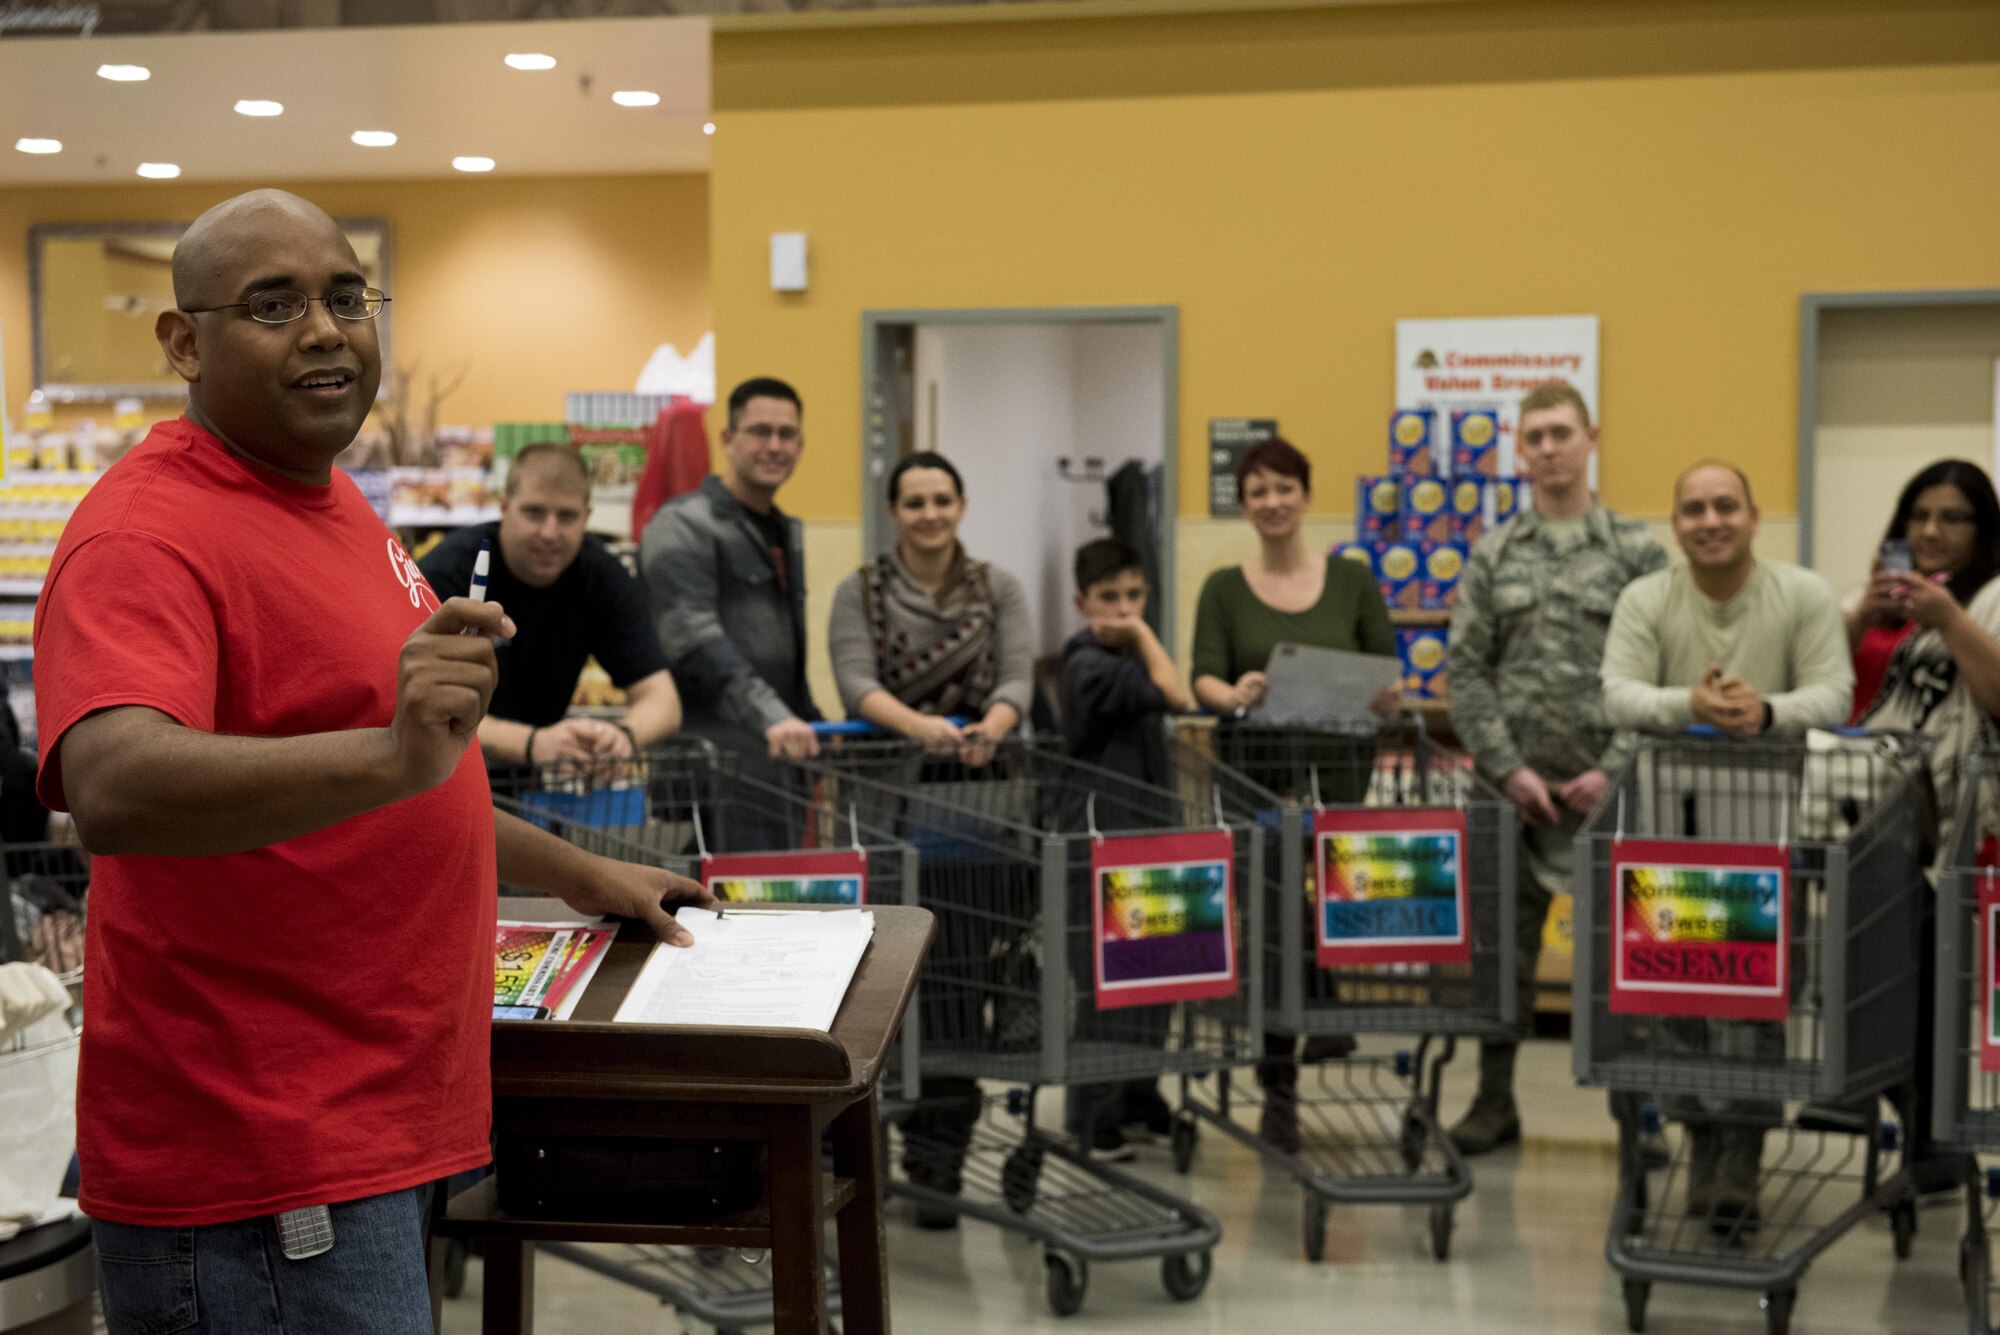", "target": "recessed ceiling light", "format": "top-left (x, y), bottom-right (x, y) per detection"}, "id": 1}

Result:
top-left (136, 162), bottom-right (181, 179)
top-left (503, 53), bottom-right (556, 71)
top-left (452, 156), bottom-right (496, 173)
top-left (703, 122), bottom-right (716, 136)
top-left (612, 90), bottom-right (661, 108)
top-left (234, 99), bottom-right (284, 117)
top-left (14, 138), bottom-right (61, 155)
top-left (351, 130), bottom-right (398, 147)
top-left (96, 64), bottom-right (150, 82)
